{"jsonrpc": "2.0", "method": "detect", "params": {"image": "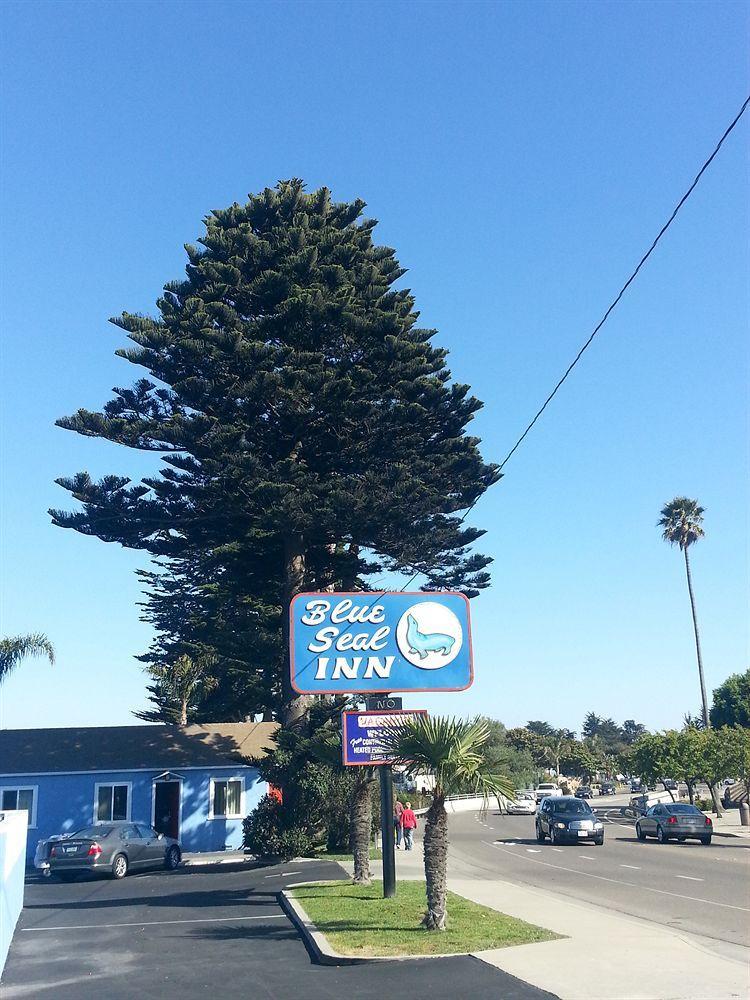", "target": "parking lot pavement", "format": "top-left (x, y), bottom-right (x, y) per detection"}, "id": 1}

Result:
top-left (2, 860), bottom-right (557, 1000)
